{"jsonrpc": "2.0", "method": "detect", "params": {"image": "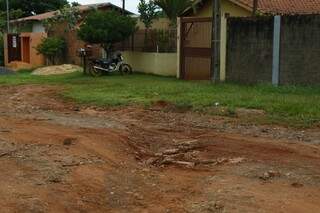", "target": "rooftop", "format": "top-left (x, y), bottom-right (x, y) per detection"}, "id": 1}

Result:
top-left (191, 0), bottom-right (320, 15)
top-left (13, 2), bottom-right (133, 23)
top-left (237, 0), bottom-right (320, 14)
